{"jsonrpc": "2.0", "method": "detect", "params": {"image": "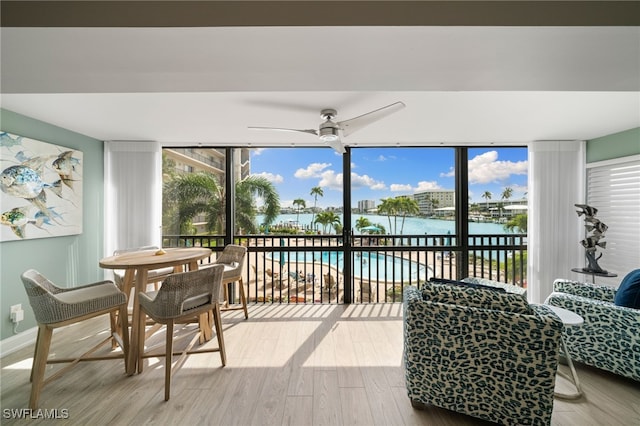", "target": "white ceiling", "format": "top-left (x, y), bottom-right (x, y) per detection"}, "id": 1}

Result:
top-left (1, 26), bottom-right (639, 147)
